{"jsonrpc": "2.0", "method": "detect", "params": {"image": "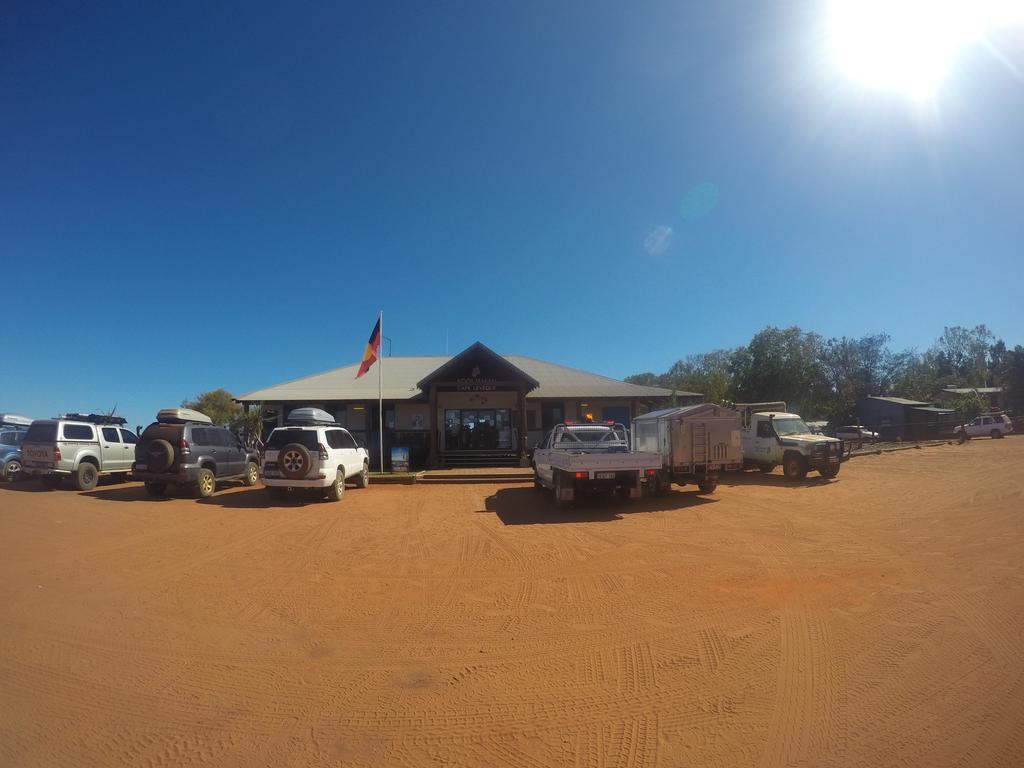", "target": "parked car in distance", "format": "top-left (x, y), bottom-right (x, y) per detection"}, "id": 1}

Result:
top-left (834, 425), bottom-right (879, 443)
top-left (1, 427), bottom-right (28, 482)
top-left (21, 415), bottom-right (137, 490)
top-left (734, 402), bottom-right (843, 480)
top-left (132, 408), bottom-right (259, 498)
top-left (805, 420), bottom-right (829, 435)
top-left (954, 413), bottom-right (1014, 439)
top-left (261, 408), bottom-right (369, 502)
